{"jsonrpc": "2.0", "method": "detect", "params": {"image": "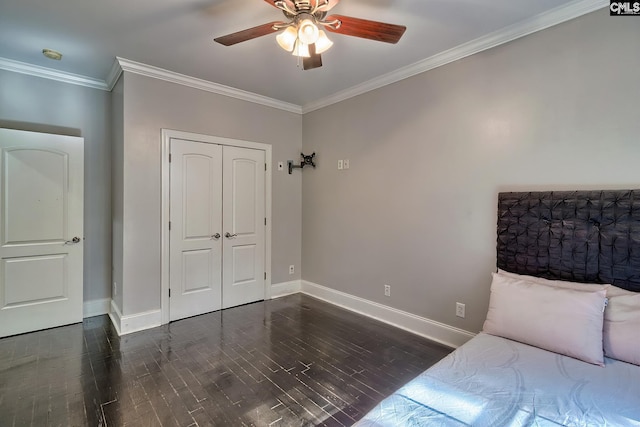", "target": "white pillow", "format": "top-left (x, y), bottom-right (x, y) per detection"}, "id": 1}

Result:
top-left (603, 286), bottom-right (640, 366)
top-left (497, 271), bottom-right (640, 365)
top-left (497, 269), bottom-right (610, 293)
top-left (483, 272), bottom-right (607, 366)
